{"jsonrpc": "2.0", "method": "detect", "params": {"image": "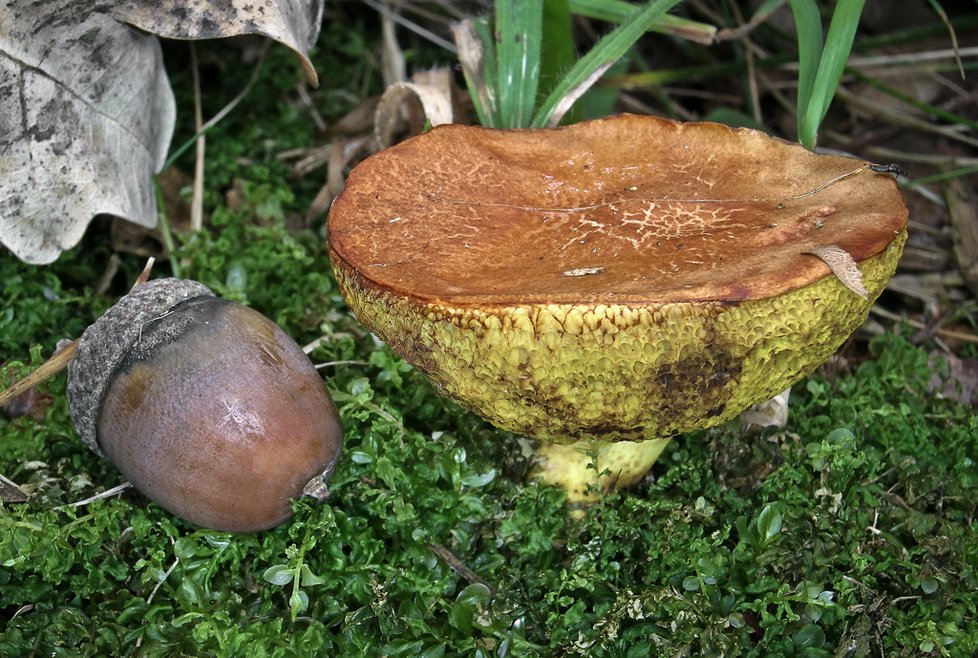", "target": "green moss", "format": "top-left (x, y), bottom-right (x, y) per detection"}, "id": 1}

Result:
top-left (2, 19), bottom-right (976, 658)
top-left (4, 209), bottom-right (977, 658)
